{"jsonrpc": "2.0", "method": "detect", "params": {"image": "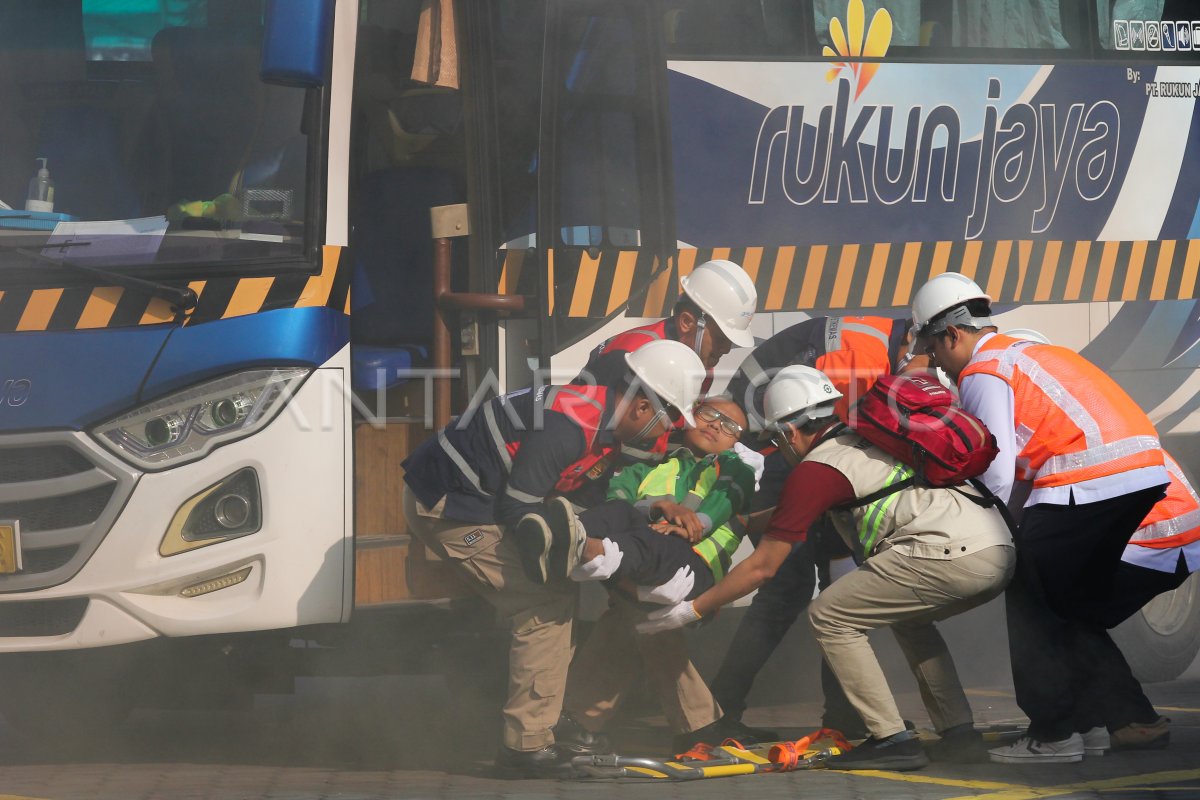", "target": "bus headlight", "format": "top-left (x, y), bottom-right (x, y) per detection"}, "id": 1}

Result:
top-left (92, 368), bottom-right (311, 470)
